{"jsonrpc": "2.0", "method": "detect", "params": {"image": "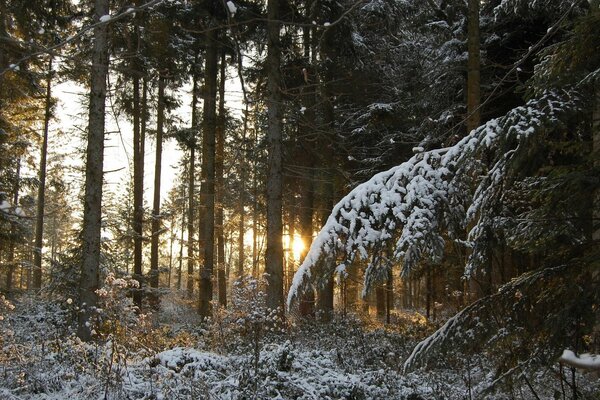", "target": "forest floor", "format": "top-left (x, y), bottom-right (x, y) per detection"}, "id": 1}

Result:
top-left (1, 292), bottom-right (598, 399)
